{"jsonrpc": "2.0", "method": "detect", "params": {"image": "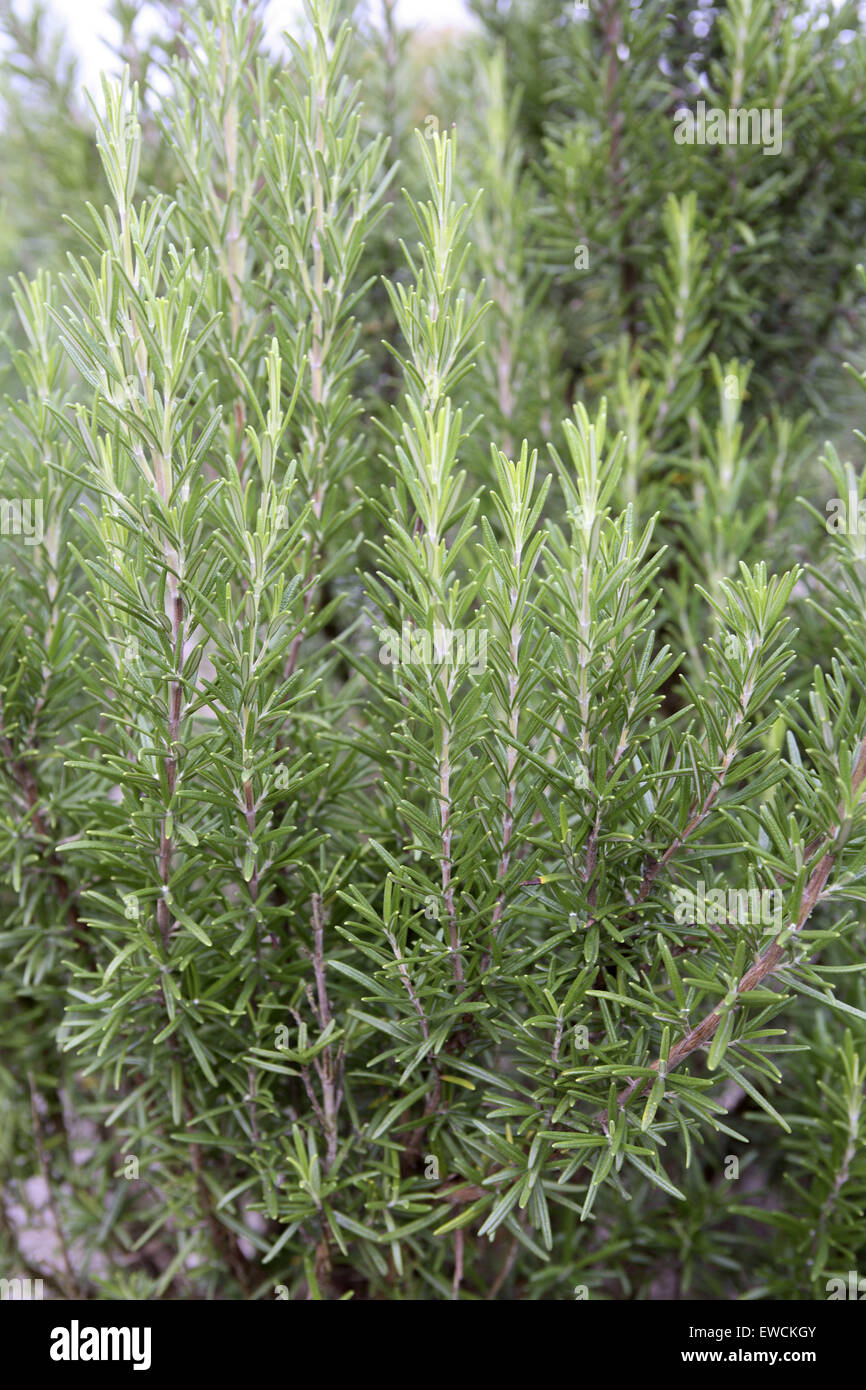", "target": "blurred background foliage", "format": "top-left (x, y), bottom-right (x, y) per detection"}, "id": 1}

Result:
top-left (1, 0), bottom-right (866, 1301)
